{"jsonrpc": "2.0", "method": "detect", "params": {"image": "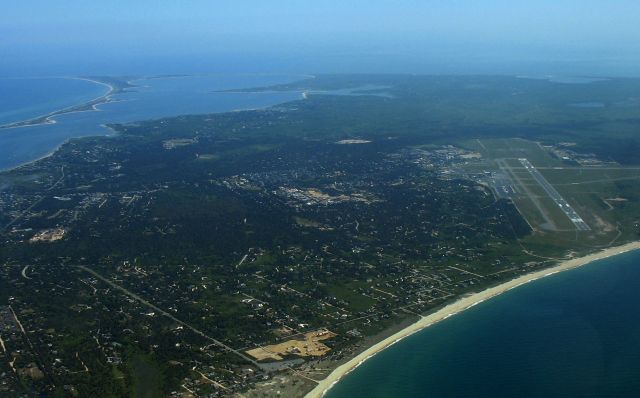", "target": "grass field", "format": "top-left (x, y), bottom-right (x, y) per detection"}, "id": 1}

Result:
top-left (460, 138), bottom-right (640, 255)
top-left (129, 355), bottom-right (163, 398)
